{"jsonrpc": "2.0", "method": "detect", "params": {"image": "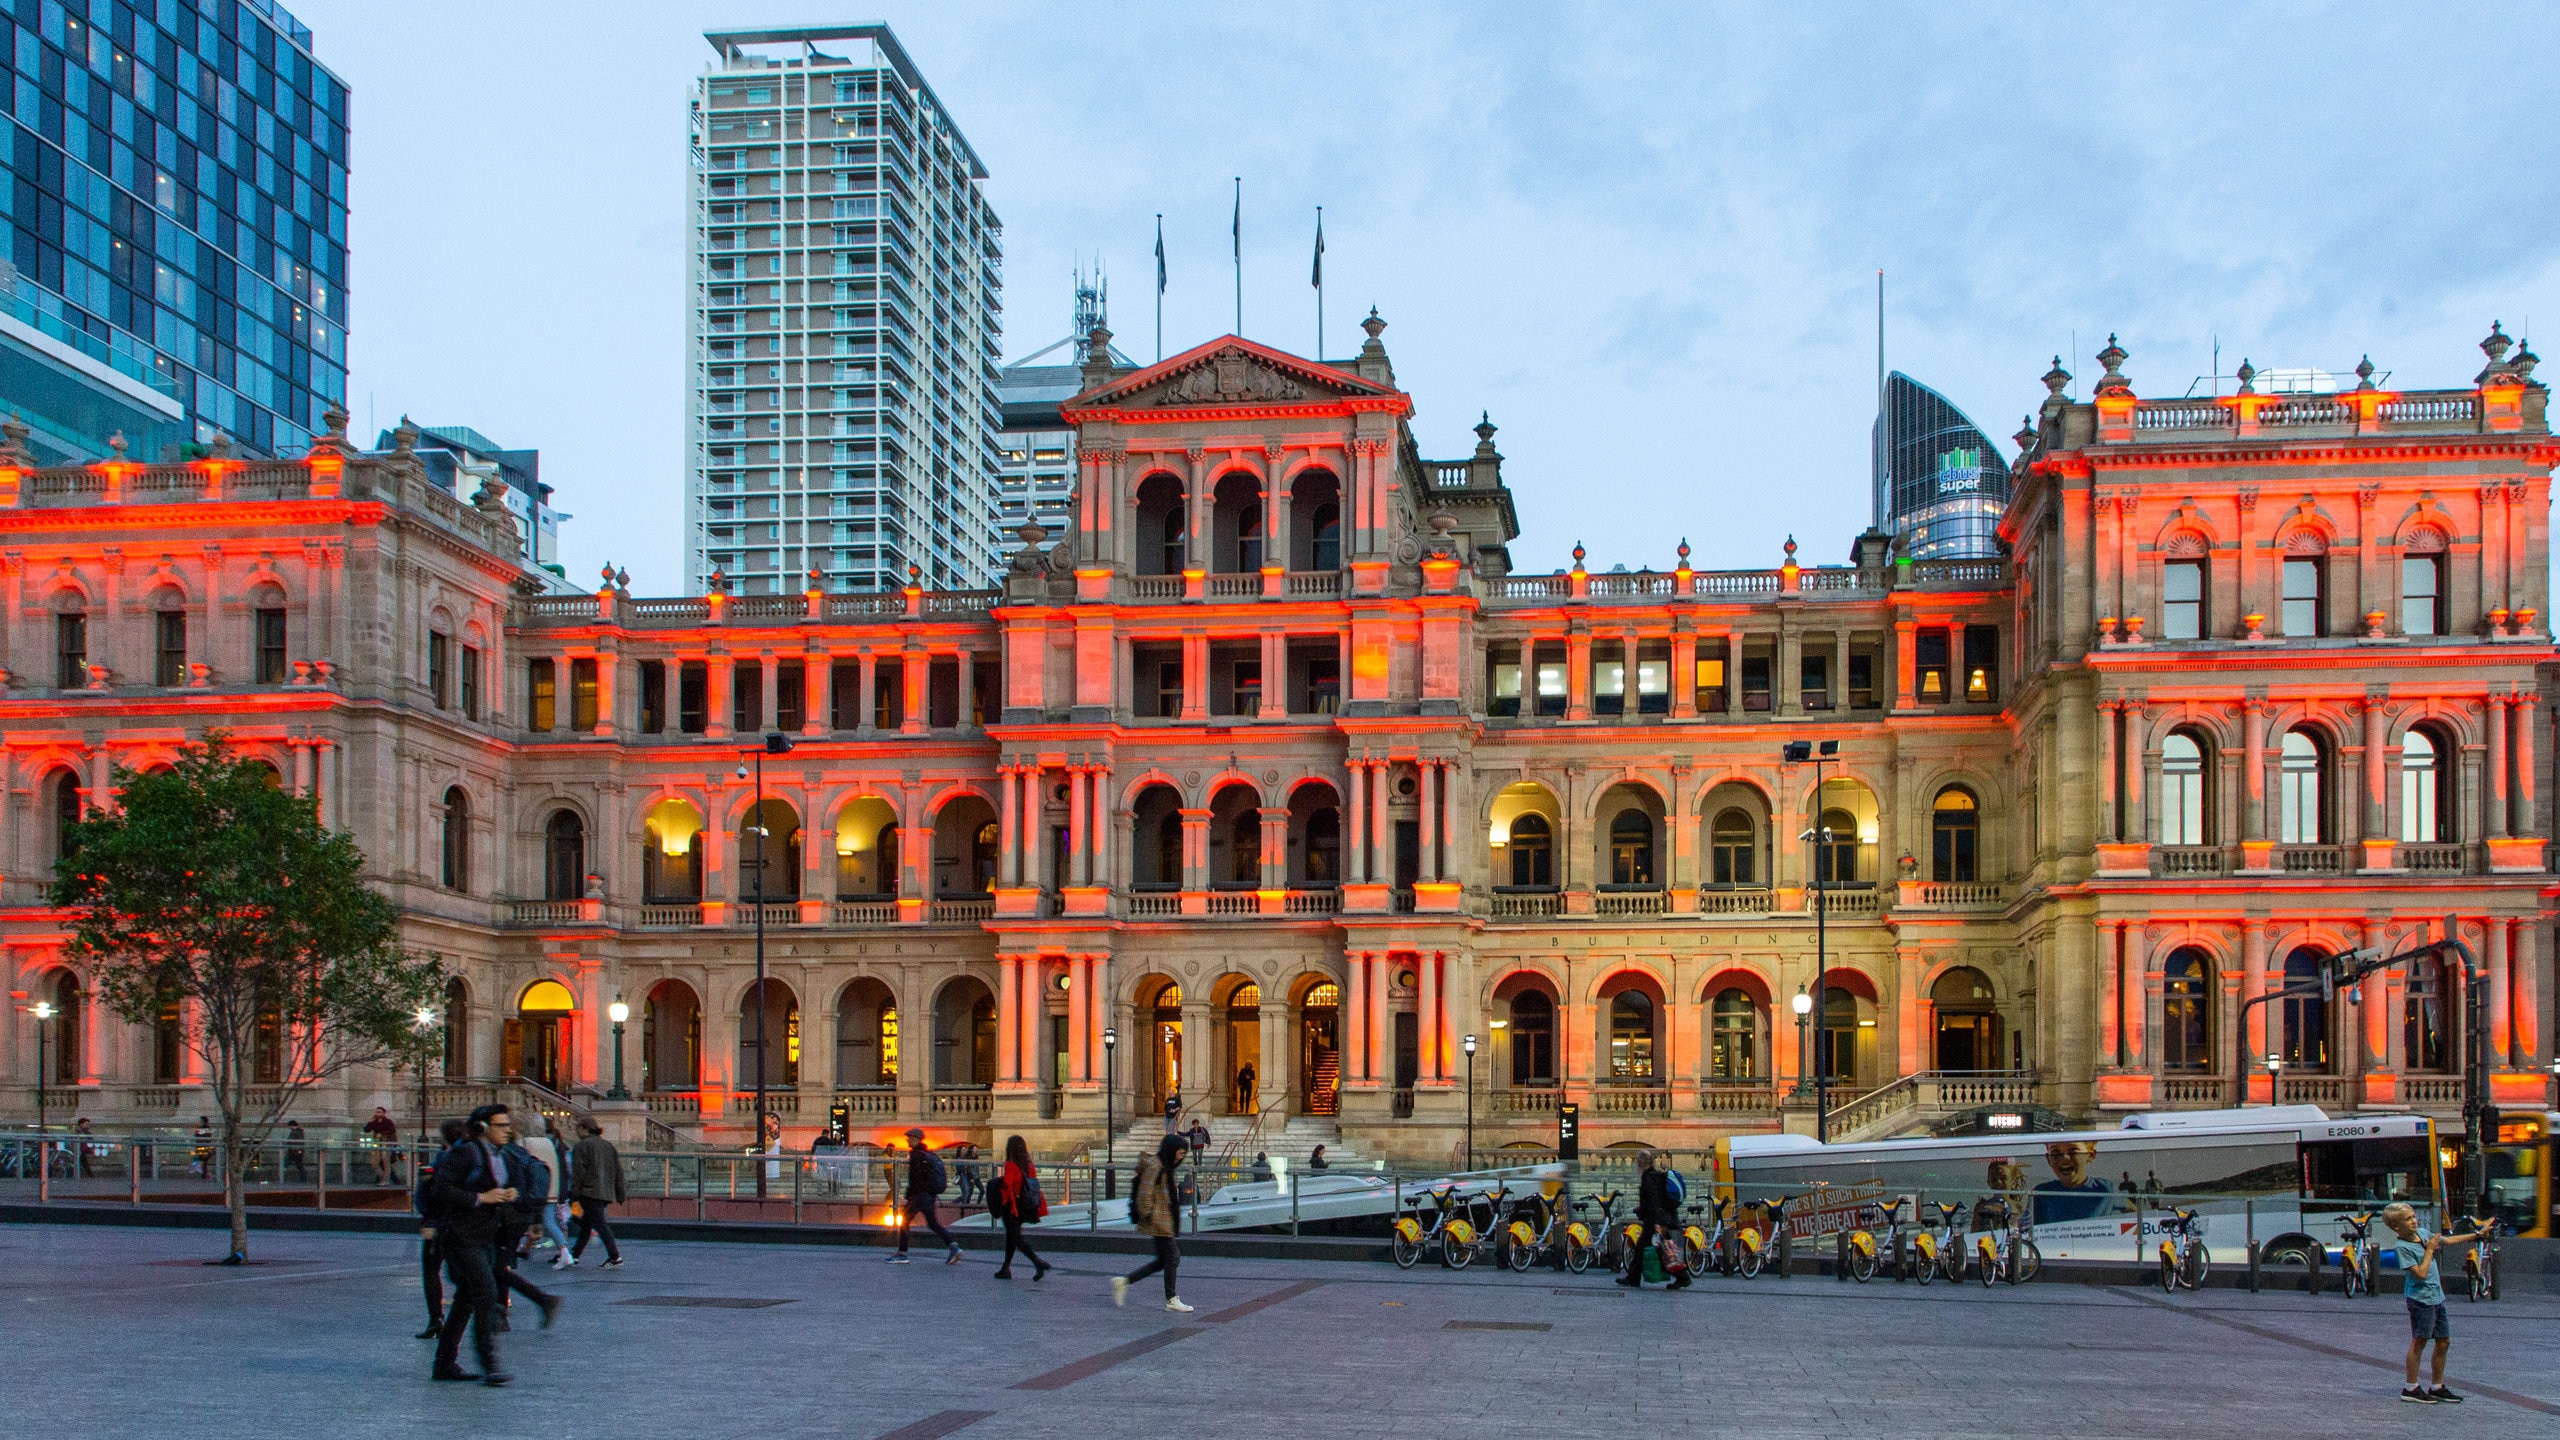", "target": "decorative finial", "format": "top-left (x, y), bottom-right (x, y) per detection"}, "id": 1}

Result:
top-left (205, 430), bottom-right (235, 459)
top-left (1361, 307), bottom-right (1386, 343)
top-left (601, 562), bottom-right (617, 585)
top-left (907, 562), bottom-right (923, 585)
top-left (2092, 335), bottom-right (2132, 398)
top-left (614, 567), bottom-right (630, 592)
top-left (391, 416), bottom-right (419, 454)
top-left (1676, 538), bottom-right (1691, 566)
top-left (2354, 355), bottom-right (2376, 391)
top-left (1017, 519), bottom-right (1049, 546)
top-left (1570, 541), bottom-right (1586, 569)
top-left (2014, 417), bottom-right (2038, 454)
top-left (2482, 321), bottom-right (2512, 364)
top-left (2234, 359), bottom-right (2256, 395)
top-left (2041, 356), bottom-right (2071, 397)
top-left (321, 403), bottom-right (350, 440)
top-left (107, 431), bottom-right (127, 458)
top-left (2513, 339), bottom-right (2539, 385)
top-left (708, 567), bottom-right (726, 594)
top-left (1783, 535), bottom-right (1798, 563)
top-left (806, 566), bottom-right (823, 591)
